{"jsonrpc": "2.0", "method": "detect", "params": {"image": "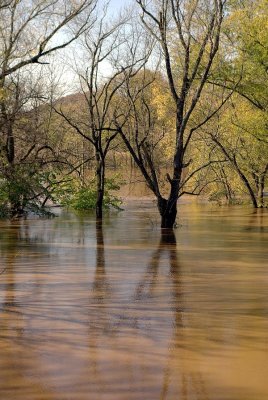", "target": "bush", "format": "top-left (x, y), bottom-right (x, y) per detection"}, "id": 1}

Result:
top-left (59, 177), bottom-right (123, 211)
top-left (0, 170), bottom-right (58, 218)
